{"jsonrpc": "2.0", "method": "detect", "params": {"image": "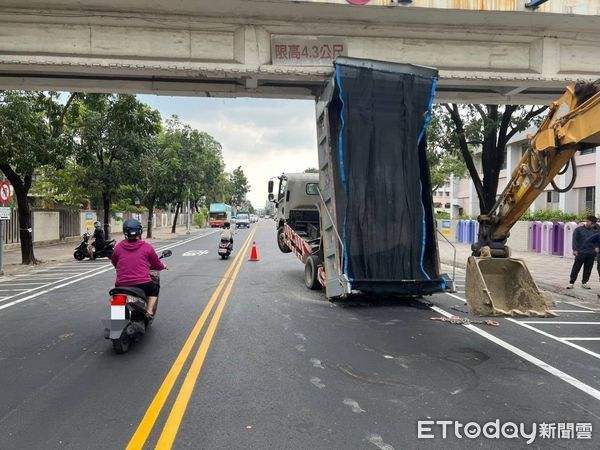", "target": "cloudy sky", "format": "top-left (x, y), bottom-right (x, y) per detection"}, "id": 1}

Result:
top-left (138, 95), bottom-right (318, 208)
